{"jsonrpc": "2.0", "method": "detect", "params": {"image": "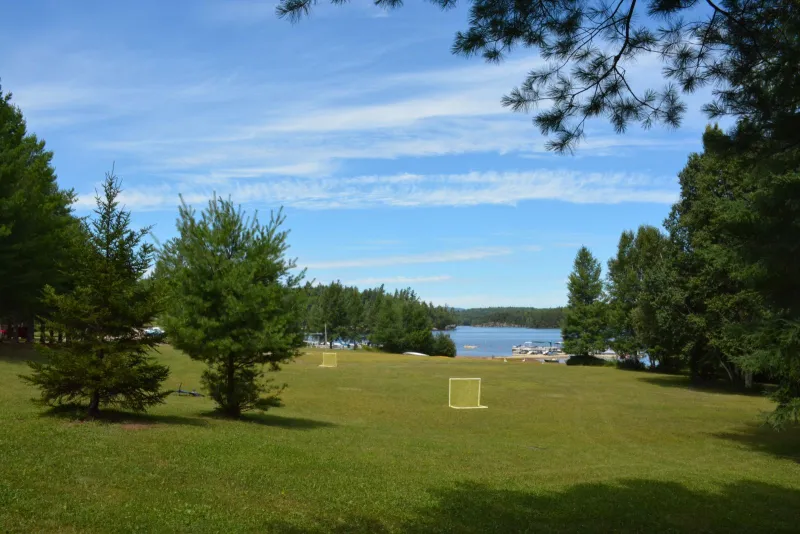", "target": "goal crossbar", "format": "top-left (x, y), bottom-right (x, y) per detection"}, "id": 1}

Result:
top-left (449, 377), bottom-right (487, 409)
